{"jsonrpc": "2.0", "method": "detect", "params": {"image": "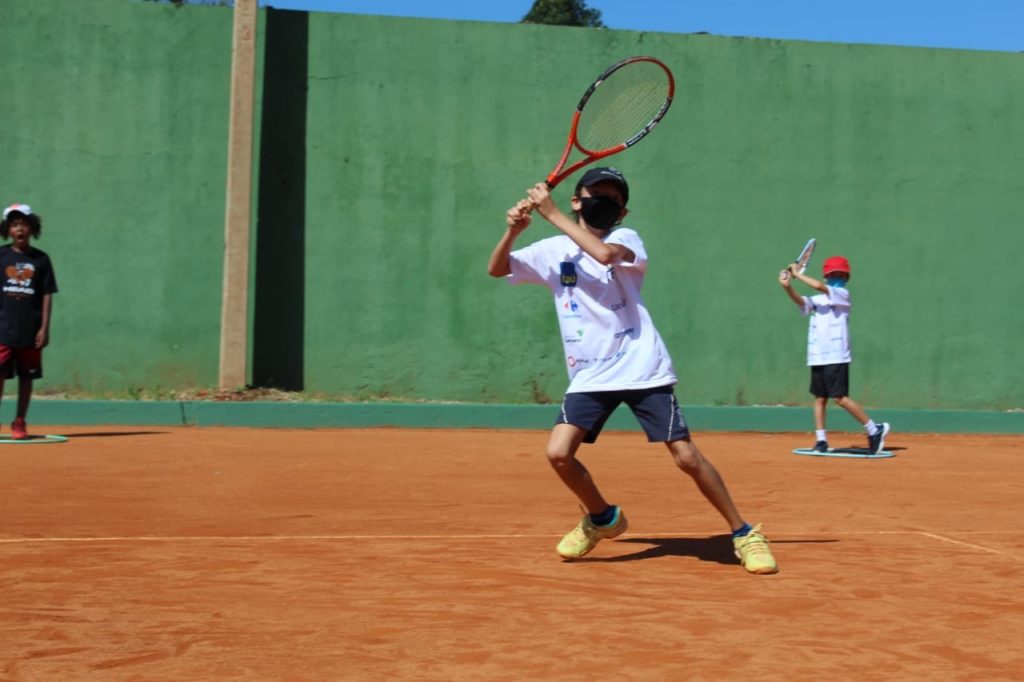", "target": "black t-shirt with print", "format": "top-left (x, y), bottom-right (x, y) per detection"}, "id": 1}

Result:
top-left (0, 244), bottom-right (59, 348)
